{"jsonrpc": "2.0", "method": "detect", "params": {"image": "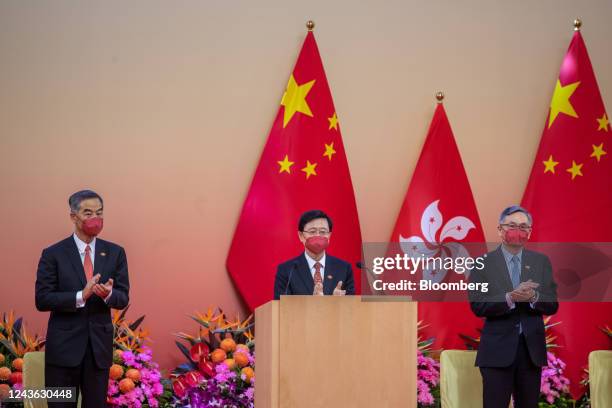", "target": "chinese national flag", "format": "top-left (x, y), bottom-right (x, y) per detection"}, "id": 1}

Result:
top-left (389, 102), bottom-right (485, 349)
top-left (521, 29), bottom-right (612, 397)
top-left (226, 31), bottom-right (362, 311)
